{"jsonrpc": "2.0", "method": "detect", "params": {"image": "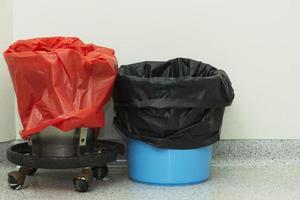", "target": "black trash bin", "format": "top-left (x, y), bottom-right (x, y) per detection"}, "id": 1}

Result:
top-left (113, 58), bottom-right (234, 185)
